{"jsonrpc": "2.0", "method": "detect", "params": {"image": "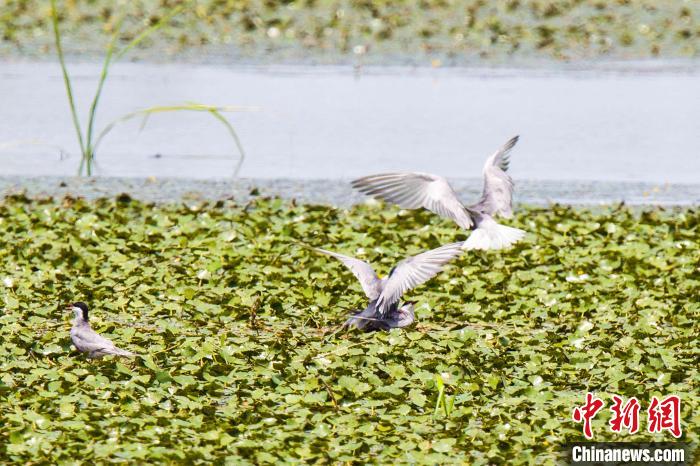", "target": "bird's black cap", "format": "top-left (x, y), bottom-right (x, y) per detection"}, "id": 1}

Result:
top-left (72, 302), bottom-right (89, 321)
